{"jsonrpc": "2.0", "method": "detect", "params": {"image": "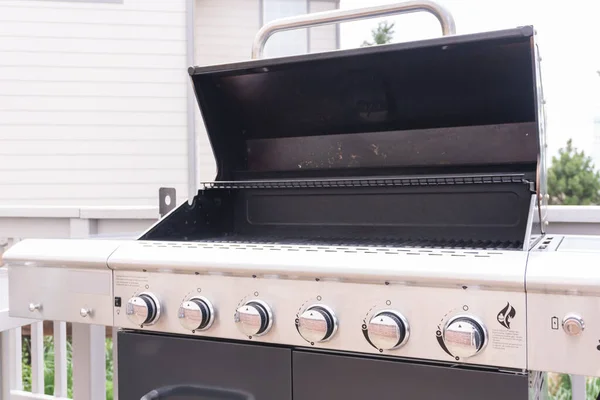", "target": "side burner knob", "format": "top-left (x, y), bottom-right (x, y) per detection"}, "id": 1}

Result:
top-left (178, 296), bottom-right (215, 331)
top-left (126, 292), bottom-right (161, 326)
top-left (442, 314), bottom-right (487, 359)
top-left (235, 300), bottom-right (273, 337)
top-left (562, 314), bottom-right (585, 336)
top-left (366, 310), bottom-right (410, 350)
top-left (297, 304), bottom-right (338, 343)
